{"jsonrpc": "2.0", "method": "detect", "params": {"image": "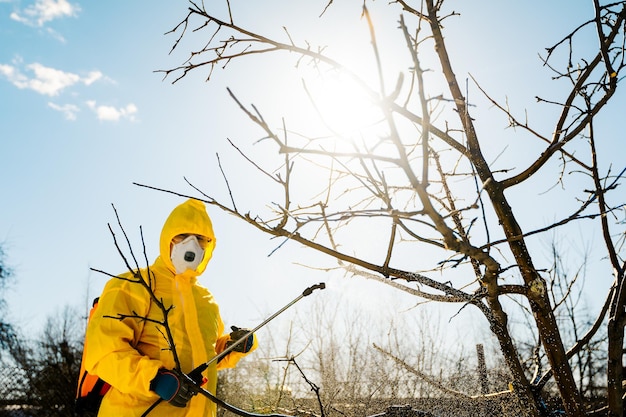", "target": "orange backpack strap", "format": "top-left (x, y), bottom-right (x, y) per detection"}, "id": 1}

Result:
top-left (75, 297), bottom-right (111, 415)
top-left (75, 292), bottom-right (150, 415)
